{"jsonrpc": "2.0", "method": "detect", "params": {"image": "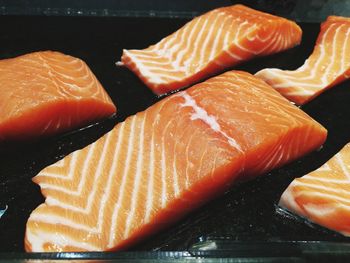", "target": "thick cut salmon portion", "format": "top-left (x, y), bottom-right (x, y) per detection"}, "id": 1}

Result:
top-left (256, 16), bottom-right (350, 105)
top-left (120, 4), bottom-right (302, 95)
top-left (280, 143), bottom-right (350, 236)
top-left (0, 51), bottom-right (116, 141)
top-left (25, 71), bottom-right (326, 252)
